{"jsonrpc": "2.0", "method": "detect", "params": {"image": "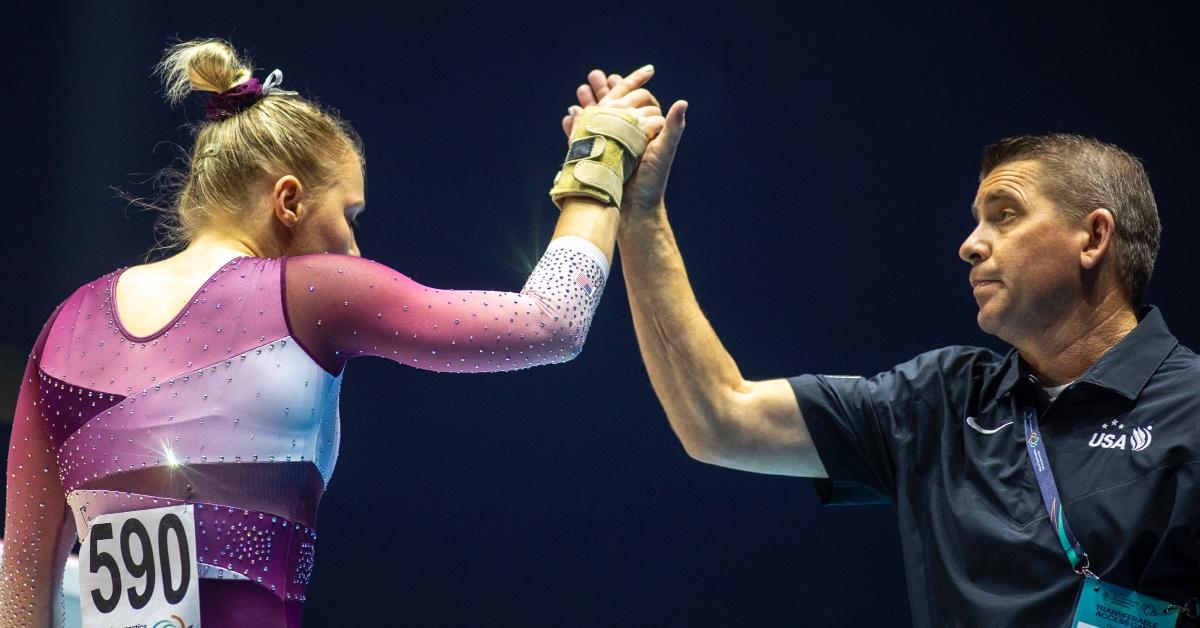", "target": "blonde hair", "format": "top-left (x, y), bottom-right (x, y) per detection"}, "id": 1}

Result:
top-left (148, 38), bottom-right (363, 254)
